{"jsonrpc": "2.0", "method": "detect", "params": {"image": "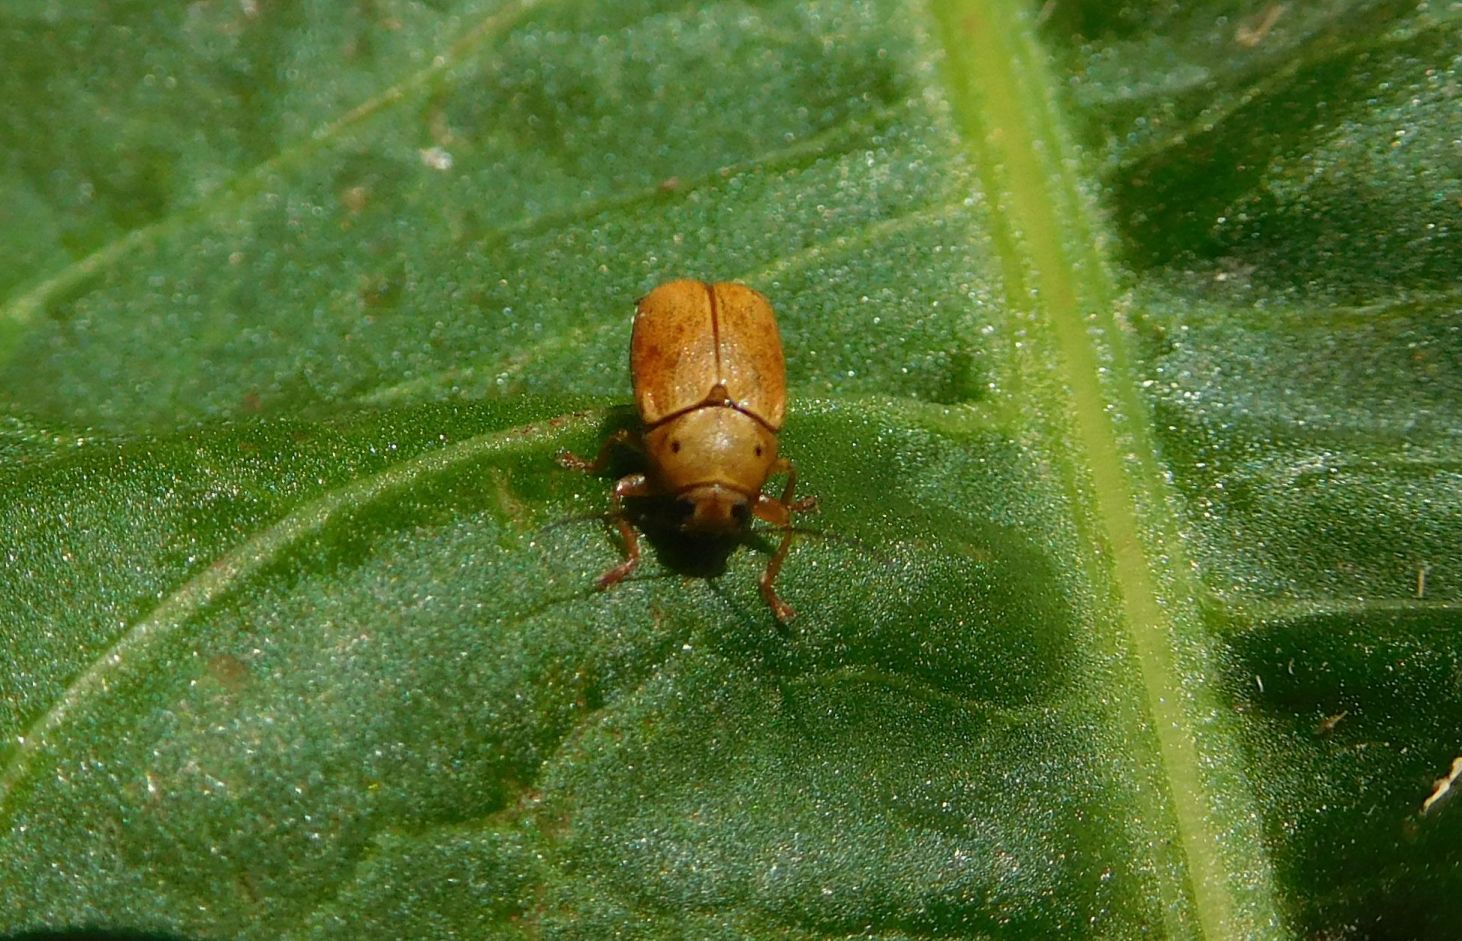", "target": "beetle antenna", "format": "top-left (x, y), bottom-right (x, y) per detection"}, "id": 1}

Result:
top-left (762, 524), bottom-right (884, 560)
top-left (541, 510), bottom-right (618, 532)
